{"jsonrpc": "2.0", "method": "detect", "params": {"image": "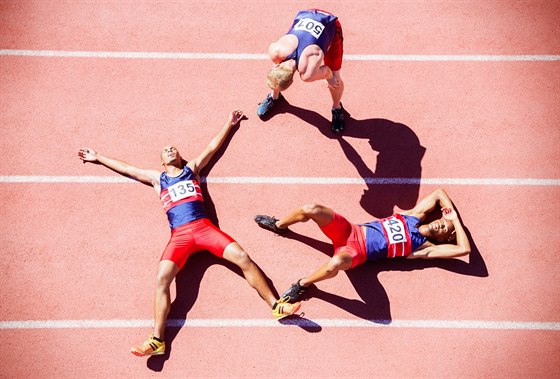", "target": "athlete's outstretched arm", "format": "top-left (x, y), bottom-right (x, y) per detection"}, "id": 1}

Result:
top-left (409, 208), bottom-right (471, 259)
top-left (78, 148), bottom-right (160, 189)
top-left (188, 109), bottom-right (243, 175)
top-left (401, 188), bottom-right (454, 221)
